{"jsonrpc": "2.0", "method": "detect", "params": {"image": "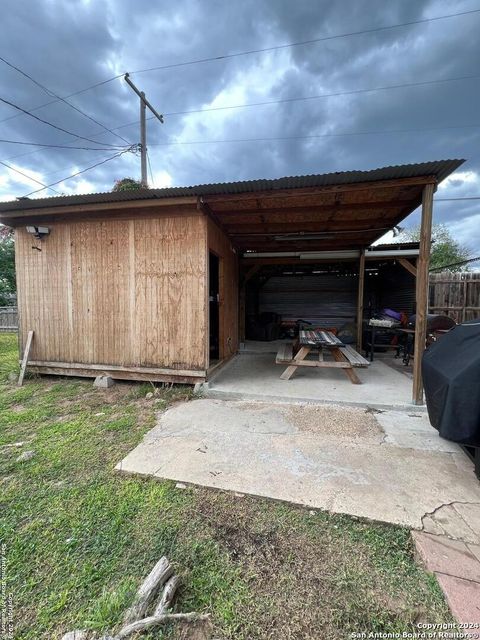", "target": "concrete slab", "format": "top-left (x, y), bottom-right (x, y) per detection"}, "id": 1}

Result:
top-left (468, 543), bottom-right (480, 563)
top-left (376, 411), bottom-right (460, 453)
top-left (423, 504), bottom-right (480, 545)
top-left (207, 353), bottom-right (418, 410)
top-left (453, 503), bottom-right (480, 537)
top-left (116, 398), bottom-right (480, 529)
top-left (240, 339), bottom-right (289, 354)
